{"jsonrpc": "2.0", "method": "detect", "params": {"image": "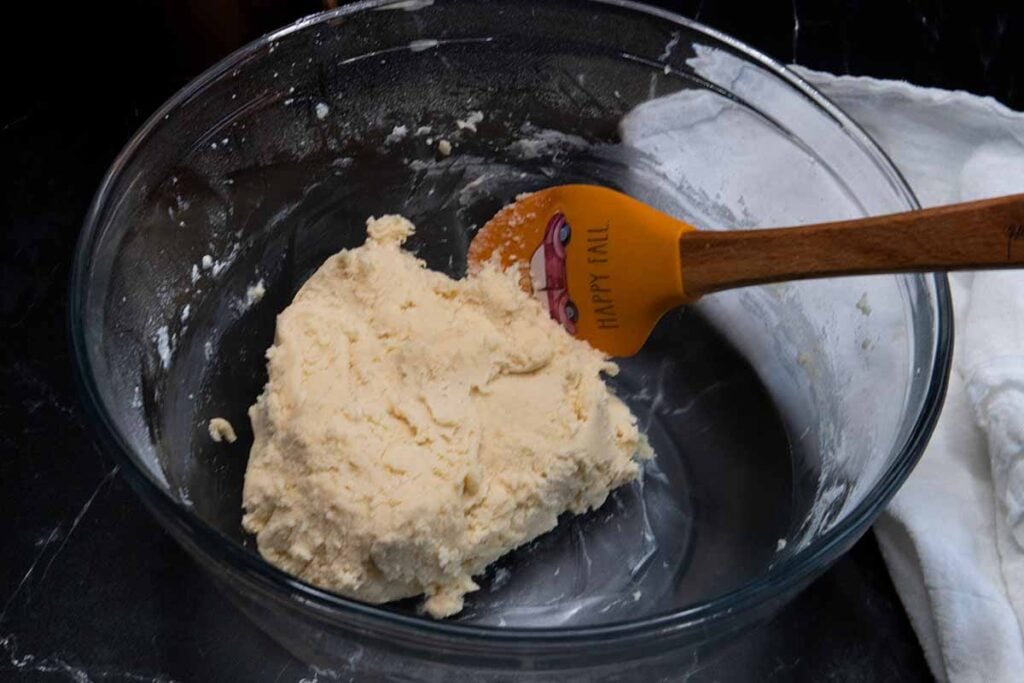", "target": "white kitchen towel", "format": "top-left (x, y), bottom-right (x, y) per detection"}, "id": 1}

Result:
top-left (795, 67), bottom-right (1024, 683)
